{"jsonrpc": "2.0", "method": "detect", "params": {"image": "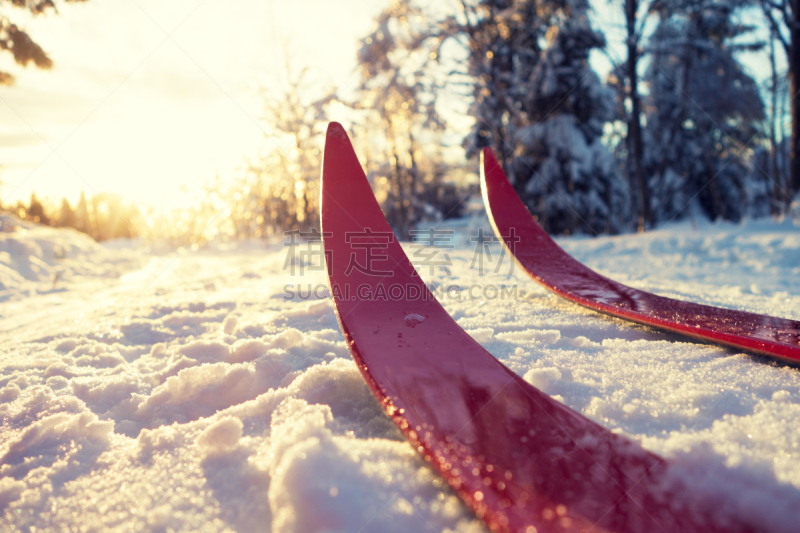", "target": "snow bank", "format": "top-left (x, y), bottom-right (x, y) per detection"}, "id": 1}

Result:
top-left (0, 214), bottom-right (147, 300)
top-left (1, 217), bottom-right (800, 532)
